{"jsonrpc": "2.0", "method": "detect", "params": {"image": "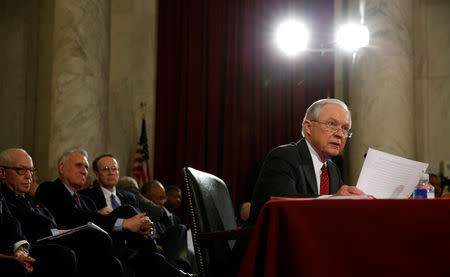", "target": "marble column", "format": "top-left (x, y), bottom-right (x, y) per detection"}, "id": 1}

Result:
top-left (347, 0), bottom-right (414, 185)
top-left (47, 0), bottom-right (110, 176)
